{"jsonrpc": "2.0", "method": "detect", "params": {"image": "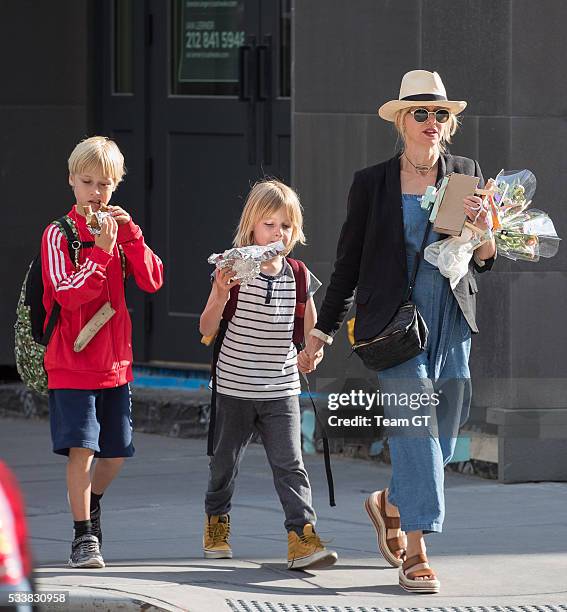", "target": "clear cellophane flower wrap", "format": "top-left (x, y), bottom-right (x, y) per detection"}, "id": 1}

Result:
top-left (207, 241), bottom-right (285, 286)
top-left (493, 169), bottom-right (561, 261)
